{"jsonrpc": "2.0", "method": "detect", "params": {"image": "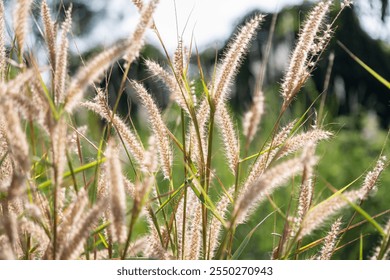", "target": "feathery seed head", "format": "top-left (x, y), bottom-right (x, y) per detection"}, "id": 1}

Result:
top-left (59, 199), bottom-right (106, 259)
top-left (281, 0), bottom-right (332, 107)
top-left (64, 41), bottom-right (130, 112)
top-left (82, 89), bottom-right (146, 166)
top-left (24, 204), bottom-right (42, 220)
top-left (0, 236), bottom-right (16, 259)
top-left (105, 140), bottom-right (127, 244)
top-left (132, 0), bottom-right (144, 10)
top-left (174, 39), bottom-right (184, 76)
top-left (13, 0), bottom-right (33, 54)
top-left (0, 124), bottom-right (13, 192)
top-left (0, 99), bottom-right (30, 175)
top-left (216, 104), bottom-right (240, 175)
top-left (124, 0), bottom-right (159, 63)
top-left (51, 119), bottom-right (67, 190)
top-left (145, 59), bottom-right (188, 112)
top-left (142, 135), bottom-right (159, 173)
top-left (359, 156), bottom-right (387, 200)
top-left (131, 80), bottom-right (172, 179)
top-left (317, 217), bottom-right (342, 260)
top-left (278, 128), bottom-right (332, 159)
top-left (291, 142), bottom-right (318, 235)
top-left (186, 205), bottom-right (203, 260)
top-left (65, 0), bottom-right (159, 112)
top-left (212, 14), bottom-right (264, 109)
top-left (299, 190), bottom-right (362, 239)
top-left (243, 89), bottom-right (265, 143)
top-left (208, 189), bottom-right (233, 259)
top-left (41, 0), bottom-right (57, 70)
top-left (55, 5), bottom-right (72, 104)
top-left (235, 154), bottom-right (308, 224)
top-left (242, 120), bottom-right (297, 191)
top-left (371, 216), bottom-right (390, 260)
